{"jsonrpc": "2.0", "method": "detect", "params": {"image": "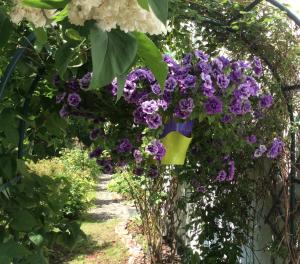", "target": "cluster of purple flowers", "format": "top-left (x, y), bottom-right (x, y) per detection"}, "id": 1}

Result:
top-left (253, 138), bottom-right (284, 159)
top-left (146, 140), bottom-right (166, 161)
top-left (216, 159), bottom-right (235, 182)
